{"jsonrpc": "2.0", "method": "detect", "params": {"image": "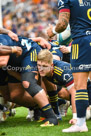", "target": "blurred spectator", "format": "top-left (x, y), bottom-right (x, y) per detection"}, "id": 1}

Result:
top-left (2, 0), bottom-right (58, 38)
